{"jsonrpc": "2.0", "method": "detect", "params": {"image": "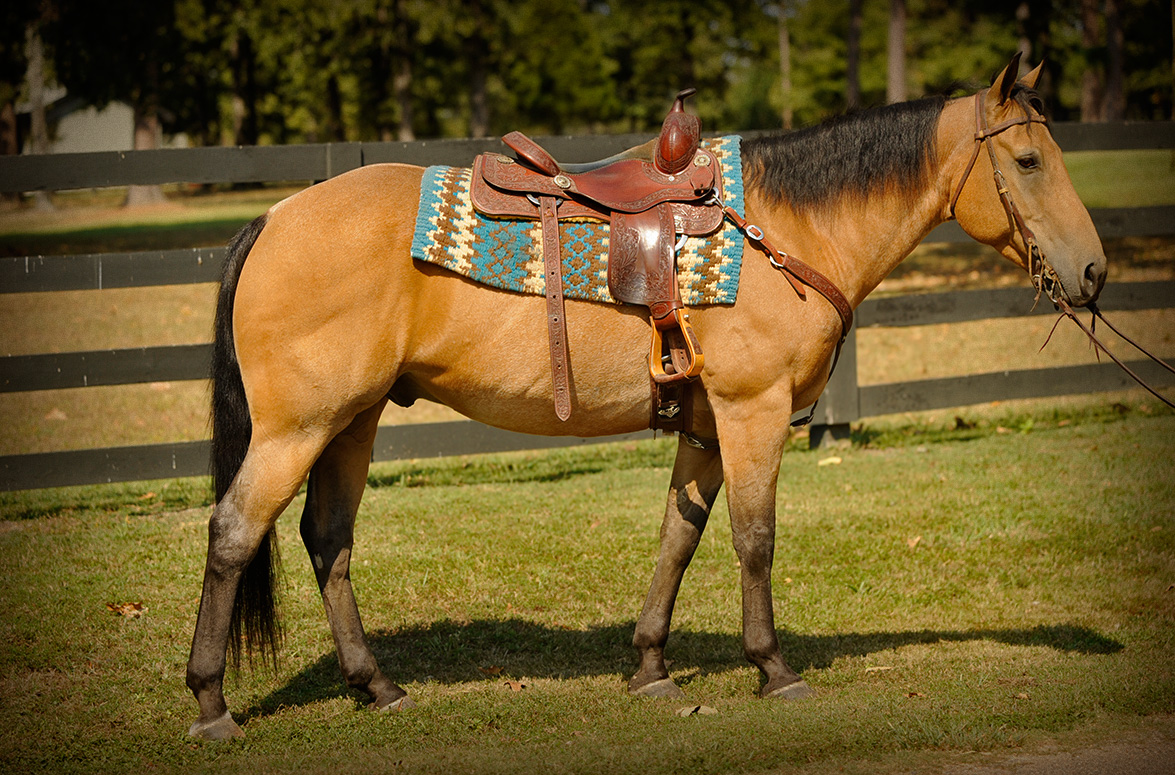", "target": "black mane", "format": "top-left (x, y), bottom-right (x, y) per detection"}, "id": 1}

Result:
top-left (742, 96), bottom-right (946, 213)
